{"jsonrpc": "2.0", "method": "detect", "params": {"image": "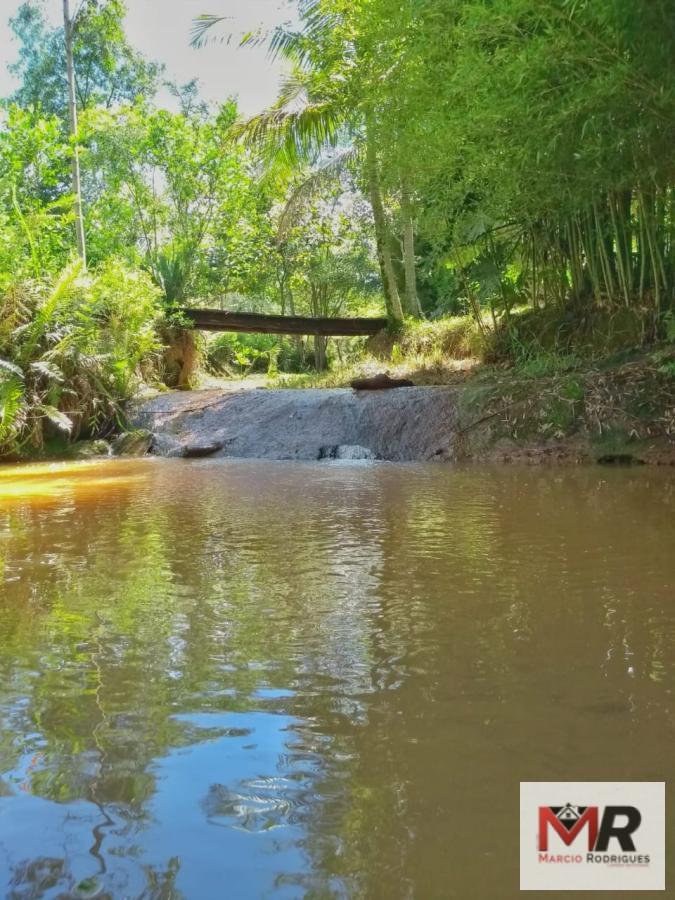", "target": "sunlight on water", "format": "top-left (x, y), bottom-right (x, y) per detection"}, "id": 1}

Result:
top-left (0, 460), bottom-right (673, 898)
top-left (0, 459), bottom-right (152, 504)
